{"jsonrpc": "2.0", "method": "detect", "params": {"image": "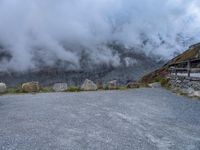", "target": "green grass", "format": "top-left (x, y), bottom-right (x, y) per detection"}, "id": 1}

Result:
top-left (7, 88), bottom-right (18, 93)
top-left (40, 87), bottom-right (54, 93)
top-left (67, 86), bottom-right (81, 92)
top-left (7, 87), bottom-right (25, 94)
top-left (3, 83), bottom-right (142, 95)
top-left (117, 86), bottom-right (128, 90)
